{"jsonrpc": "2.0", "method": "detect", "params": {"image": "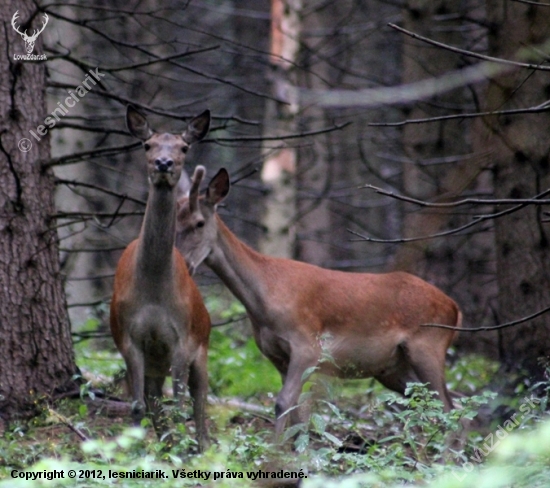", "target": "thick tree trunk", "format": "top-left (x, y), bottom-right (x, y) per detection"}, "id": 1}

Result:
top-left (482, 1), bottom-right (550, 379)
top-left (398, 1), bottom-right (478, 274)
top-left (0, 2), bottom-right (76, 418)
top-left (398, 1), bottom-right (498, 355)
